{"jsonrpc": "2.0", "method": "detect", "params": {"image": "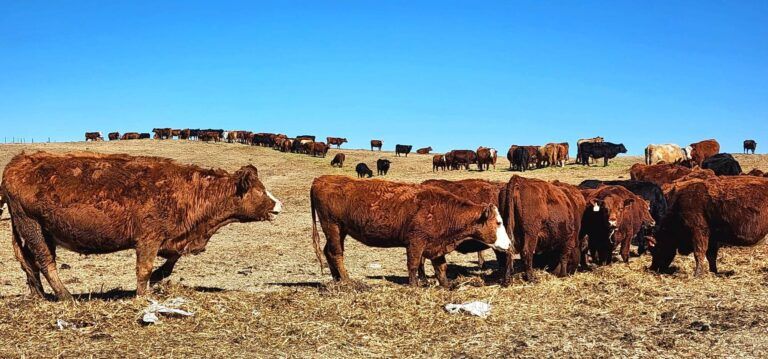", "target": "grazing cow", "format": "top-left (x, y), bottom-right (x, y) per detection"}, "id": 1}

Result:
top-left (227, 131), bottom-right (239, 143)
top-left (432, 155), bottom-right (446, 172)
top-left (510, 146), bottom-right (530, 172)
top-left (744, 140), bottom-right (757, 154)
top-left (650, 176), bottom-right (768, 276)
top-left (330, 153), bottom-right (345, 168)
top-left (558, 142), bottom-right (570, 163)
top-left (417, 147), bottom-right (432, 154)
top-left (422, 179), bottom-right (505, 268)
top-left (280, 139), bottom-right (294, 153)
top-left (445, 150), bottom-right (477, 170)
top-left (395, 144), bottom-right (413, 157)
top-left (108, 132), bottom-right (120, 141)
top-left (310, 176), bottom-right (511, 287)
top-left (326, 137), bottom-right (348, 148)
top-left (310, 142), bottom-right (329, 157)
top-left (296, 135), bottom-right (315, 142)
top-left (292, 139), bottom-right (311, 154)
top-left (580, 186), bottom-right (654, 265)
top-left (498, 176), bottom-right (586, 282)
top-left (370, 140), bottom-right (383, 151)
top-left (476, 147), bottom-right (498, 171)
top-left (644, 144), bottom-right (690, 165)
top-left (84, 132), bottom-right (103, 141)
top-left (139, 133), bottom-right (151, 139)
top-left (1, 151), bottom-right (282, 300)
top-left (152, 128), bottom-right (172, 140)
top-left (355, 163), bottom-right (373, 178)
top-left (702, 153), bottom-right (742, 176)
top-left (376, 158), bottom-right (391, 175)
top-left (578, 142), bottom-right (627, 167)
top-left (180, 129), bottom-right (191, 140)
top-left (579, 179), bottom-right (667, 255)
top-left (576, 137), bottom-right (604, 164)
top-left (121, 132), bottom-right (140, 140)
top-left (688, 139), bottom-right (720, 166)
